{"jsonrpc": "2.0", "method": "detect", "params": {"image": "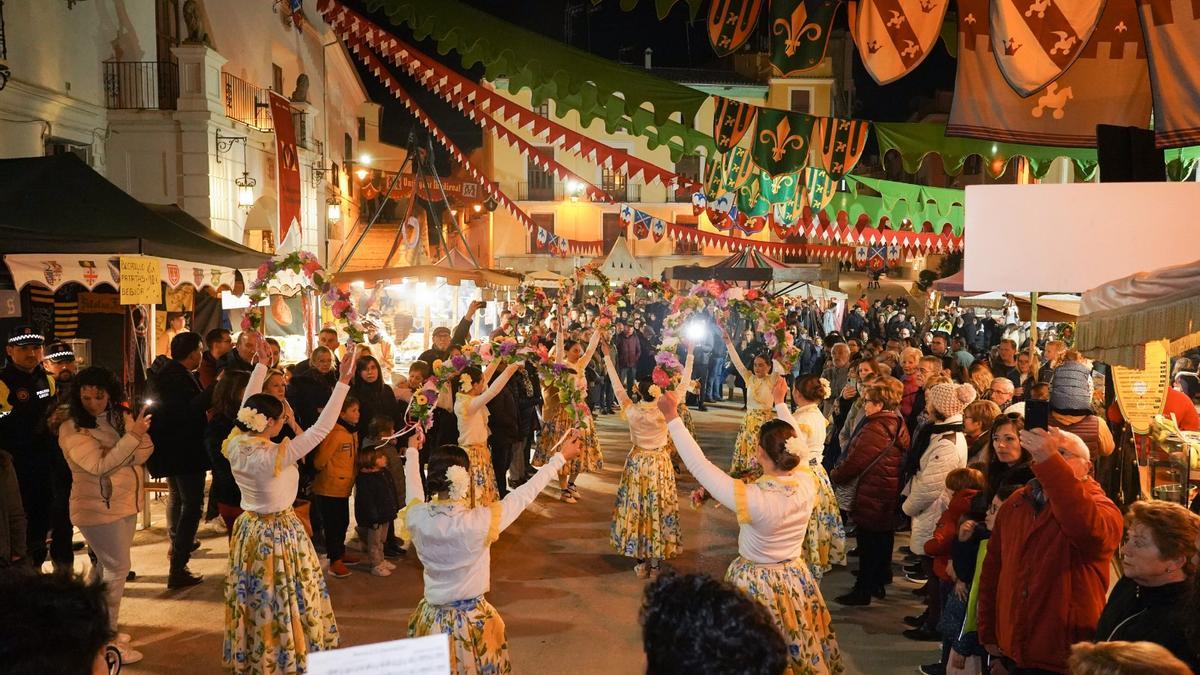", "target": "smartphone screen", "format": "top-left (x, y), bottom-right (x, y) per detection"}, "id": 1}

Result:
top-left (1025, 399), bottom-right (1050, 430)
